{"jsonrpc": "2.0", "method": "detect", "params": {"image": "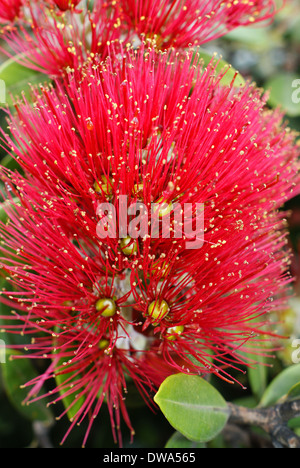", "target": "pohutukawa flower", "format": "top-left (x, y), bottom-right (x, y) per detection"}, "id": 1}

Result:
top-left (1, 1), bottom-right (127, 77)
top-left (0, 45), bottom-right (299, 446)
top-left (119, 0), bottom-right (281, 48)
top-left (0, 0), bottom-right (282, 77)
top-left (50, 0), bottom-right (82, 11)
top-left (0, 0), bottom-right (23, 24)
